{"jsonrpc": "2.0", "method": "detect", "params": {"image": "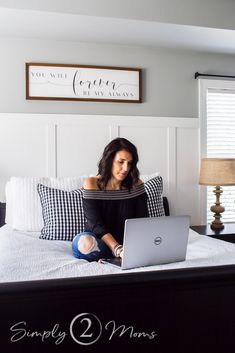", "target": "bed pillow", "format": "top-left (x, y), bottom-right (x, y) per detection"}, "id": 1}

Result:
top-left (145, 176), bottom-right (165, 217)
top-left (6, 173), bottom-right (164, 232)
top-left (49, 176), bottom-right (87, 190)
top-left (6, 176), bottom-right (87, 231)
top-left (140, 172), bottom-right (159, 183)
top-left (9, 177), bottom-right (49, 231)
top-left (37, 184), bottom-right (85, 241)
